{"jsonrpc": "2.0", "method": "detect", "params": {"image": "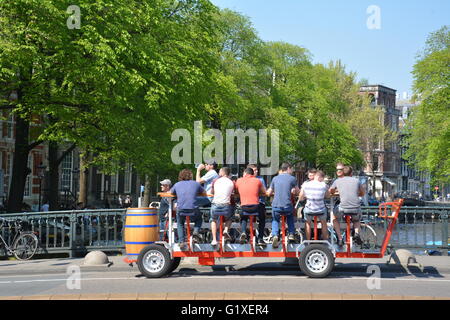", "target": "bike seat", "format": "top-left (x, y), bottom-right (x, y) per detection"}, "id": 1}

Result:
top-left (212, 206), bottom-right (230, 216)
top-left (340, 208), bottom-right (361, 216)
top-left (306, 211), bottom-right (325, 216)
top-left (241, 205), bottom-right (259, 216)
top-left (275, 207), bottom-right (292, 216)
top-left (178, 209), bottom-right (196, 217)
